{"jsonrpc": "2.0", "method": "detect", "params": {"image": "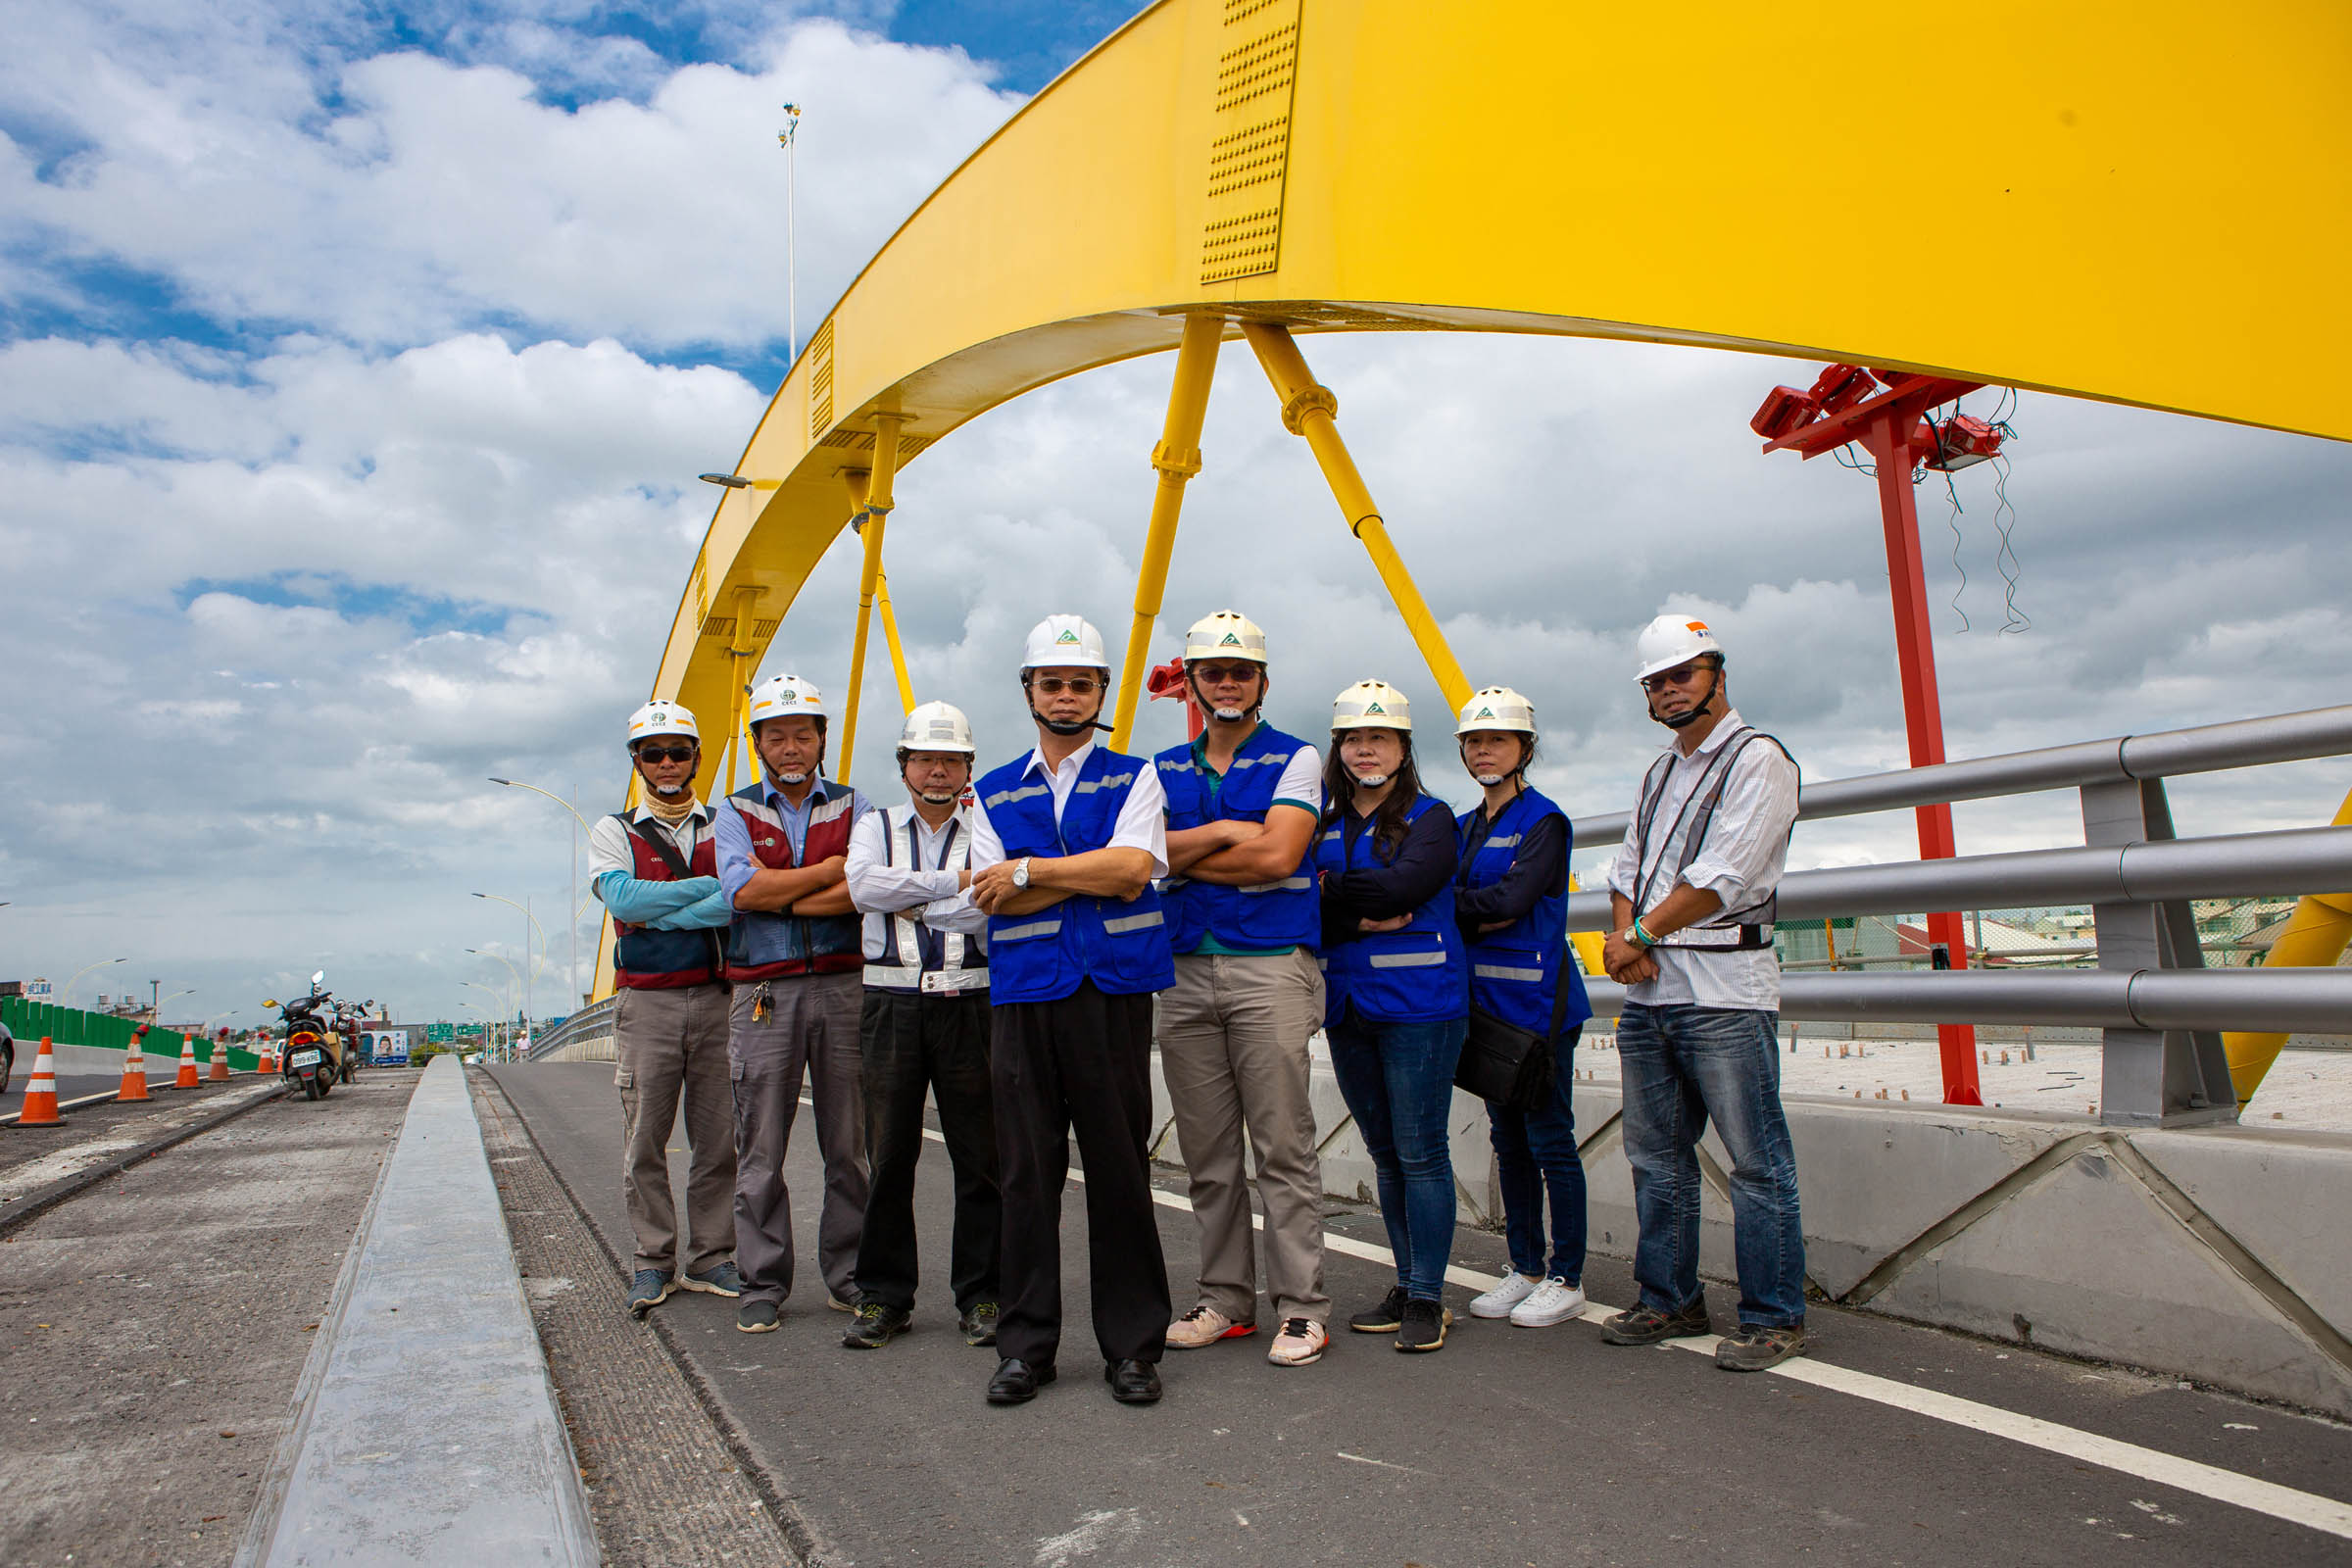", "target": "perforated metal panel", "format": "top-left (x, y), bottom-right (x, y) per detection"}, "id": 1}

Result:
top-left (1200, 0), bottom-right (1301, 285)
top-left (806, 319), bottom-right (835, 441)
